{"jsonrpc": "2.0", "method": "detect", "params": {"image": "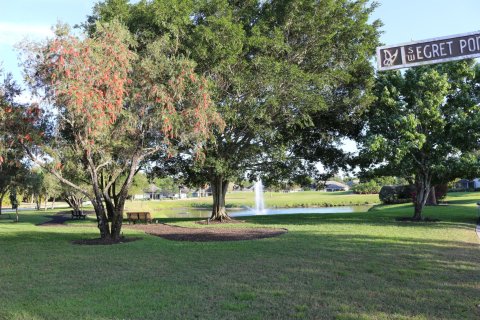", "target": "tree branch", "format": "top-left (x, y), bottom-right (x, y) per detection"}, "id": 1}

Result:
top-left (22, 144), bottom-right (91, 199)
